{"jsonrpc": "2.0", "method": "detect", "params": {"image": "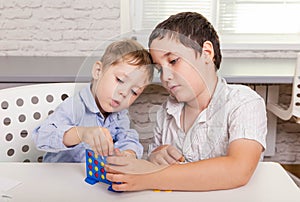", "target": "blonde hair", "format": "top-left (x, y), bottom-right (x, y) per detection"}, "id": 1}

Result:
top-left (101, 39), bottom-right (154, 81)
